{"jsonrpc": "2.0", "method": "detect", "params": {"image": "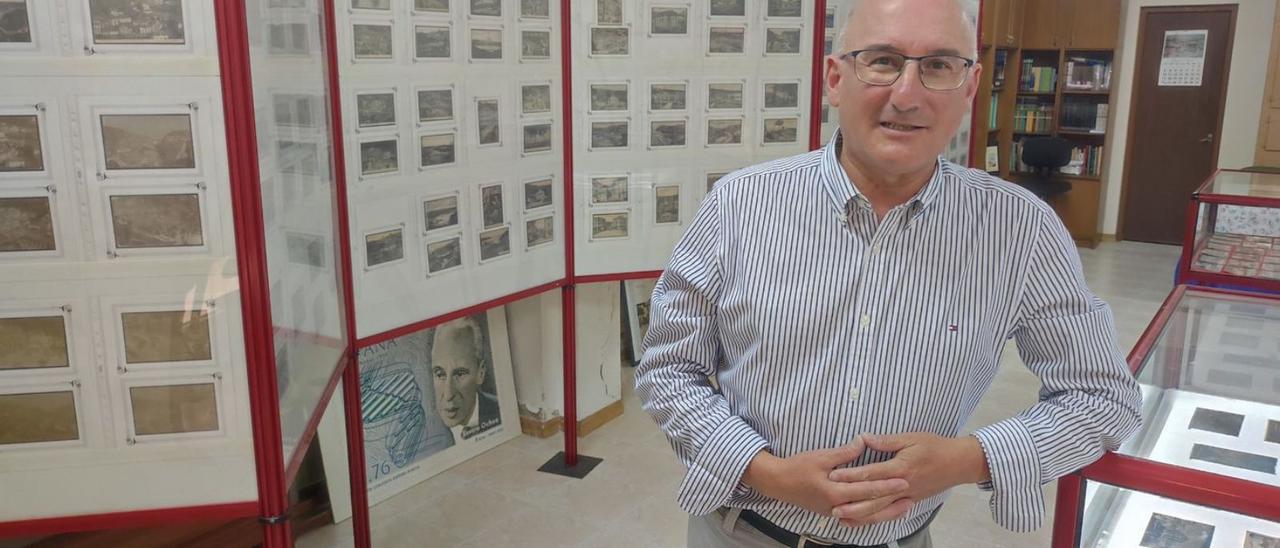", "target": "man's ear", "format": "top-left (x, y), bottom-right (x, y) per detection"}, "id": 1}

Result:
top-left (824, 55), bottom-right (843, 108)
top-left (964, 62), bottom-right (983, 103)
